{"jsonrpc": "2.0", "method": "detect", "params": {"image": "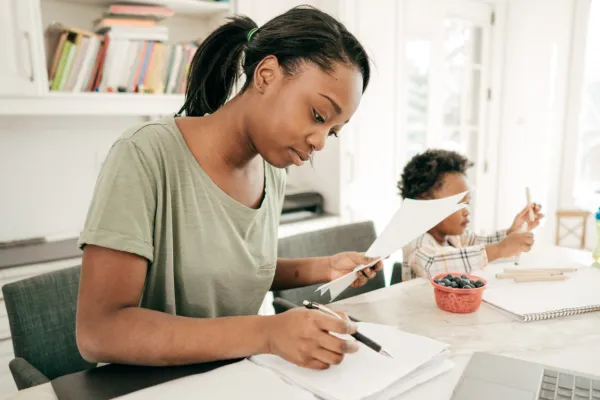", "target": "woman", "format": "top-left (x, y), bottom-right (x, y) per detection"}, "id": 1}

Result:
top-left (76, 6), bottom-right (381, 371)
